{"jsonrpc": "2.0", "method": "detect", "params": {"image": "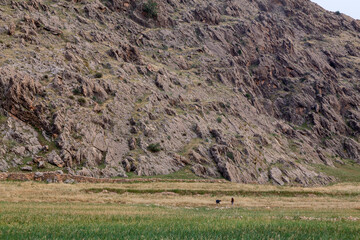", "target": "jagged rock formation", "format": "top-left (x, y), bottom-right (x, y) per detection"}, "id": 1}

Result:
top-left (0, 0), bottom-right (359, 185)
